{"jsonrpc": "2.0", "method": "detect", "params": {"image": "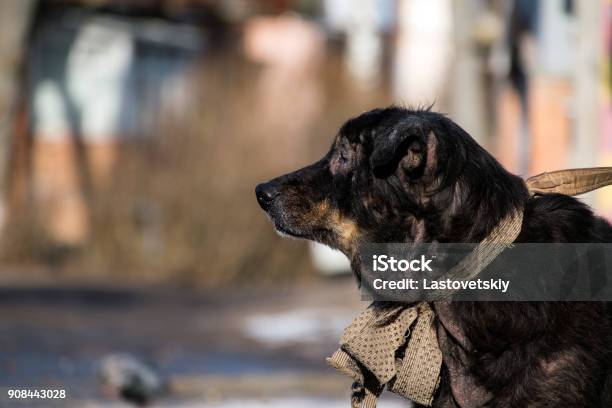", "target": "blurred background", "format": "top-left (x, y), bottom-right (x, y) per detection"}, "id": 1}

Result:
top-left (0, 0), bottom-right (609, 406)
